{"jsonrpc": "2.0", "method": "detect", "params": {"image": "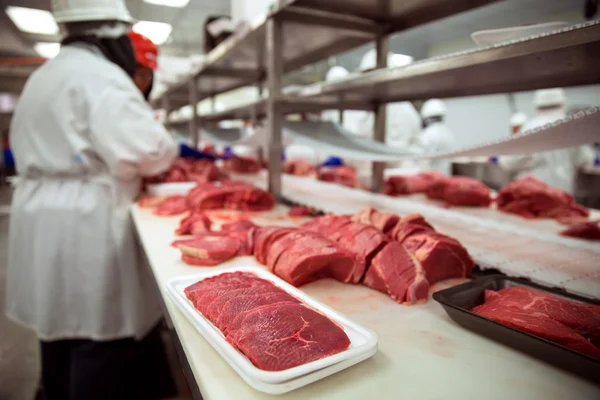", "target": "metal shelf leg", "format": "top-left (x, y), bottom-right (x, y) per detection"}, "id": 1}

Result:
top-left (267, 17), bottom-right (284, 199)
